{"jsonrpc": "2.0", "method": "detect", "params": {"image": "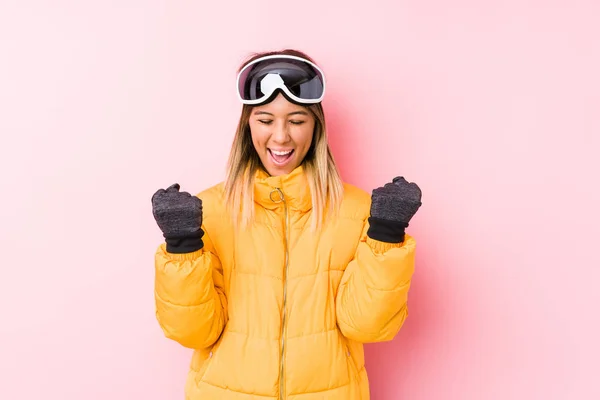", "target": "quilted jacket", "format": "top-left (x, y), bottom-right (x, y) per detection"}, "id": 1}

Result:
top-left (154, 166), bottom-right (416, 399)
